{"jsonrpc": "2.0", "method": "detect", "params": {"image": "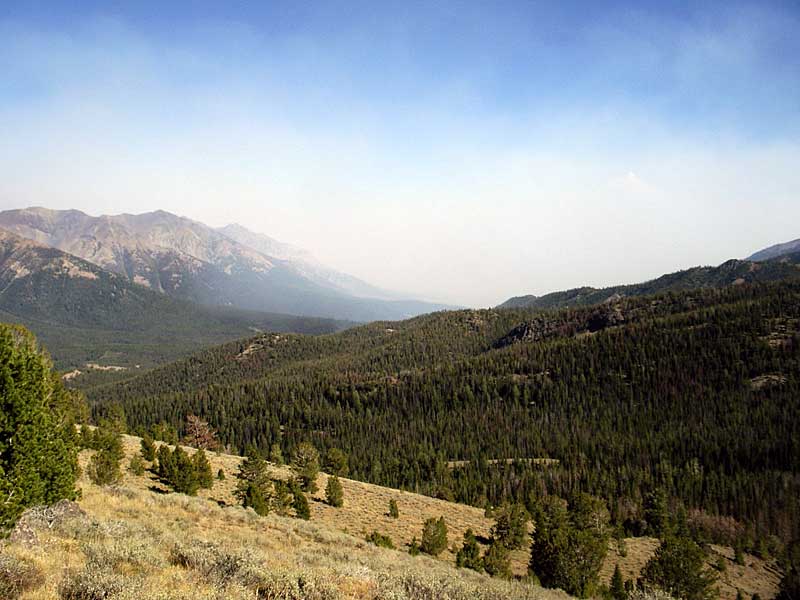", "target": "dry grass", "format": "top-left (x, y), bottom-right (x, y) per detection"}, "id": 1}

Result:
top-left (0, 436), bottom-right (569, 600)
top-left (1, 434), bottom-right (780, 599)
